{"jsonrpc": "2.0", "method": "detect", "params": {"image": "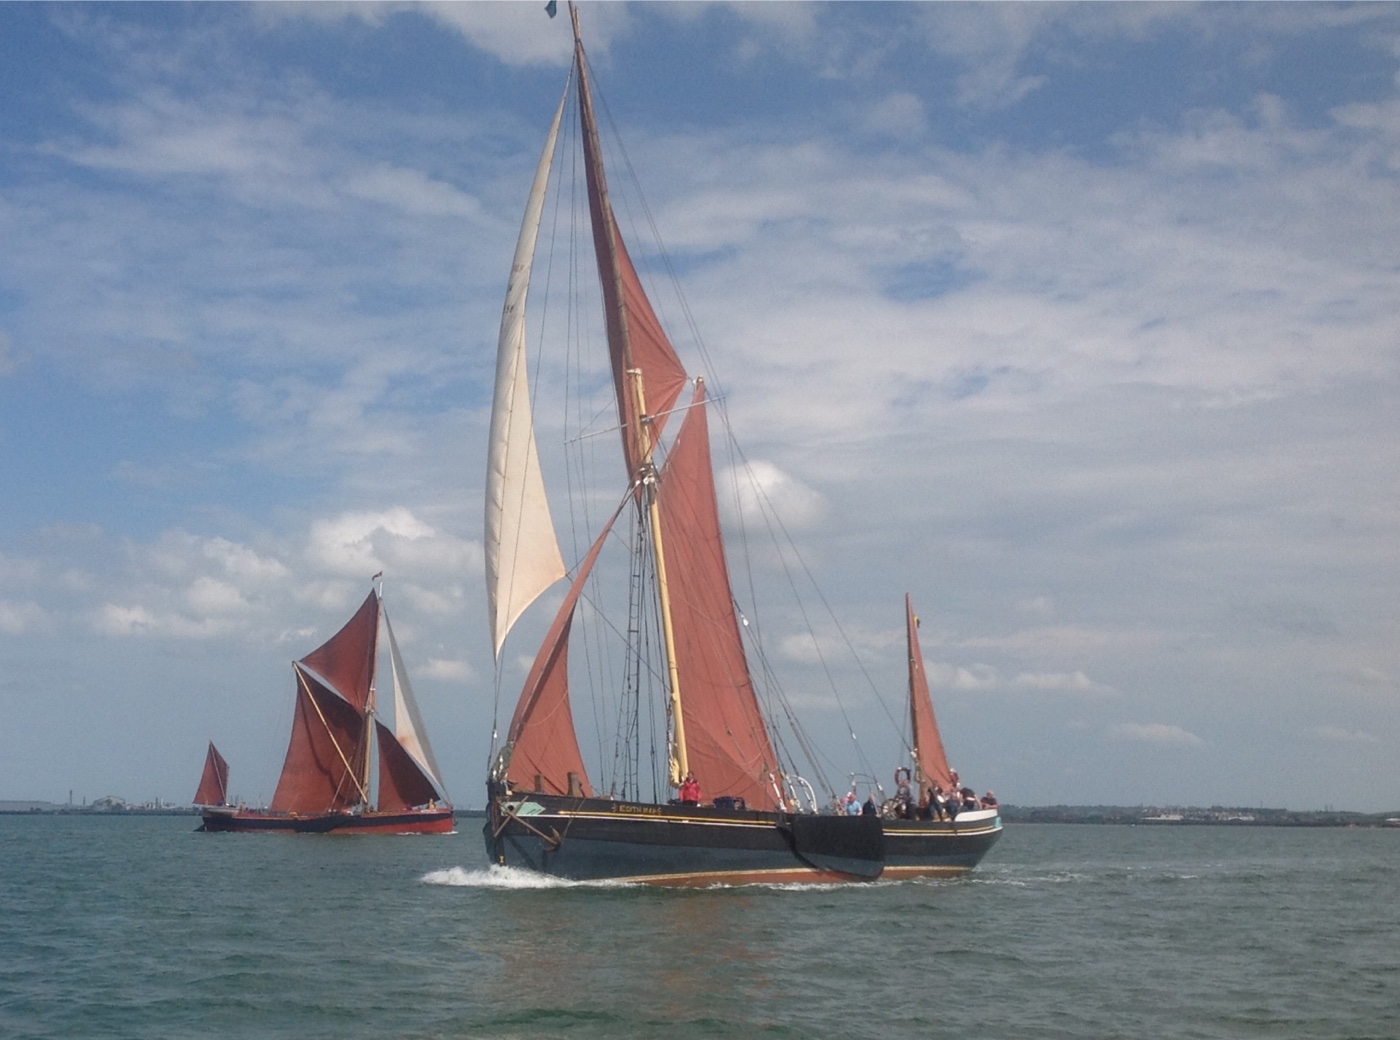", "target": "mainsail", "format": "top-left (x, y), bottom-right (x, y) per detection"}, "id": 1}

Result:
top-left (270, 667), bottom-right (367, 813)
top-left (906, 594), bottom-right (953, 799)
top-left (656, 384), bottom-right (781, 811)
top-left (194, 741), bottom-right (229, 807)
top-left (484, 81), bottom-right (570, 660)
